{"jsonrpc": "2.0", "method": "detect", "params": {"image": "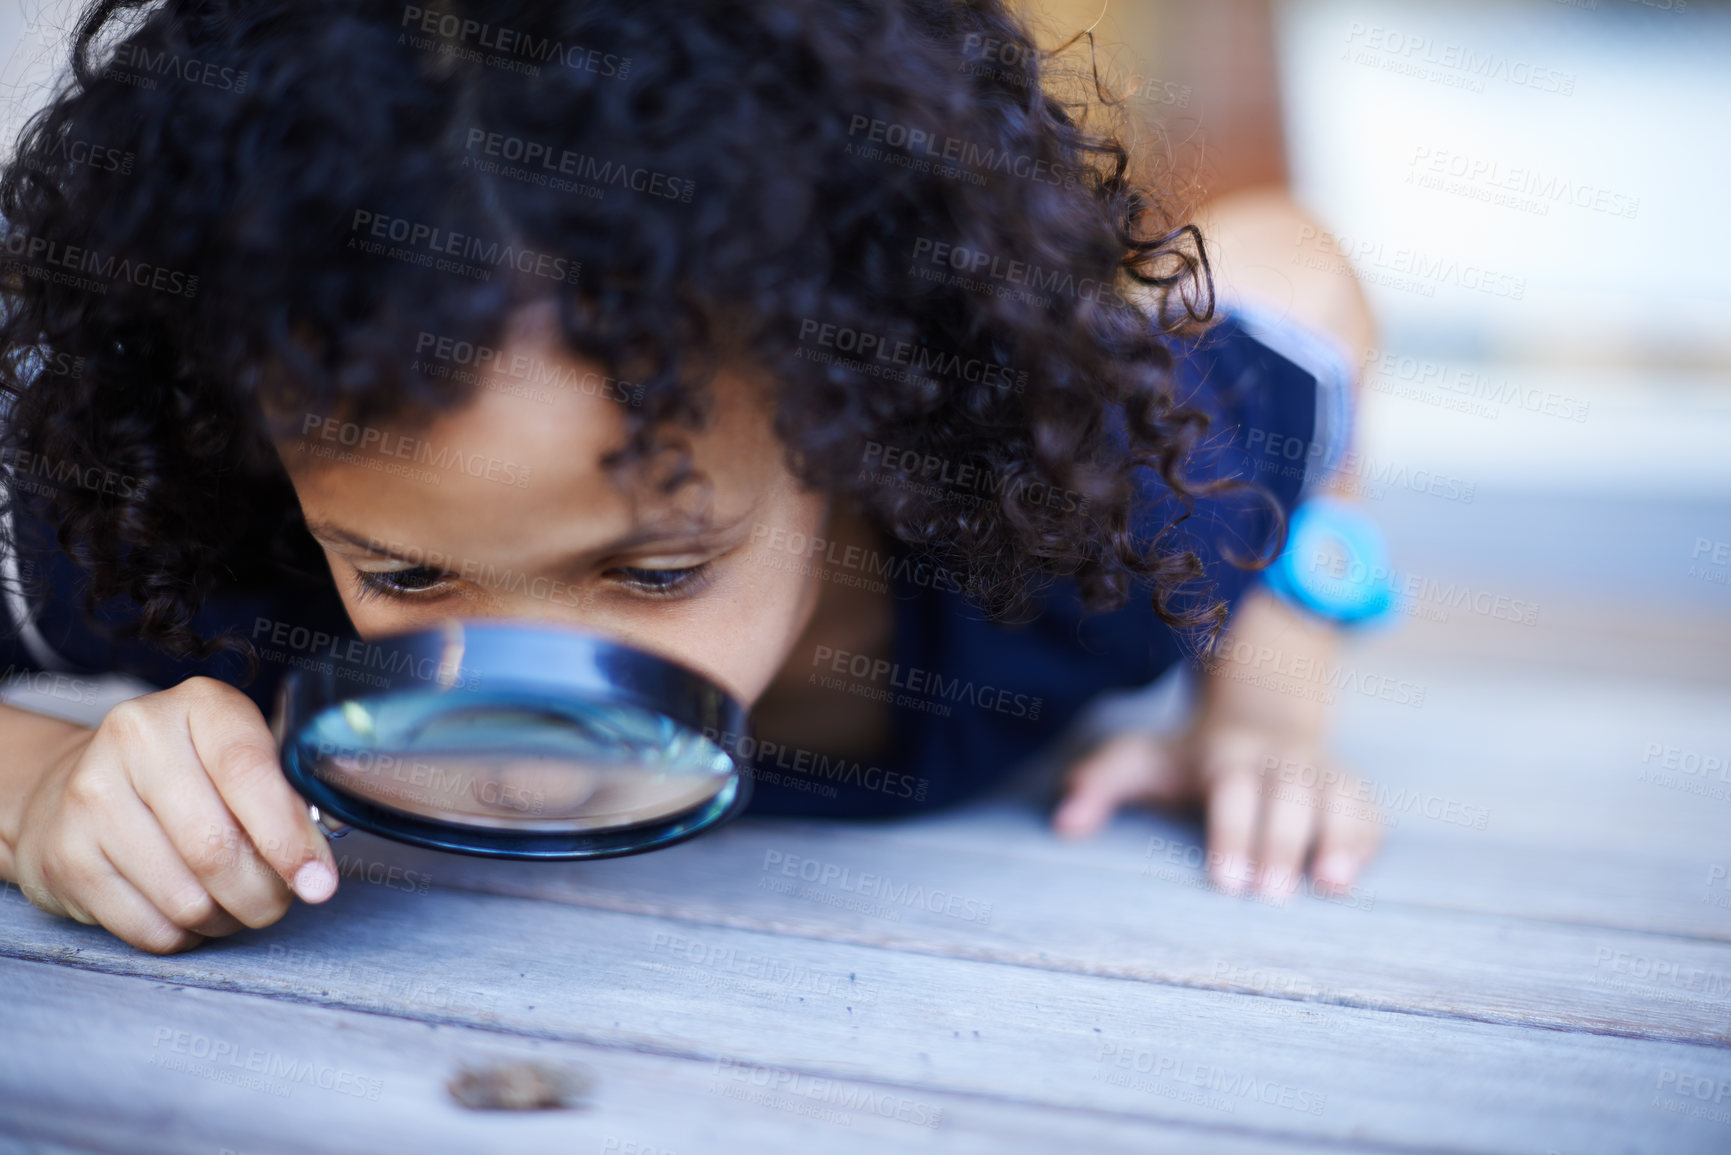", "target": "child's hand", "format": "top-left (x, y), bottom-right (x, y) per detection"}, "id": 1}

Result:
top-left (8, 677), bottom-right (339, 954)
top-left (1052, 723), bottom-right (1383, 900)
